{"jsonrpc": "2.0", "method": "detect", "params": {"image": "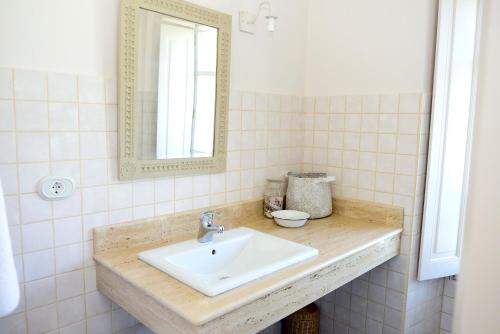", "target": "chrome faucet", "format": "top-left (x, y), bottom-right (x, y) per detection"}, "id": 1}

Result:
top-left (197, 211), bottom-right (224, 243)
